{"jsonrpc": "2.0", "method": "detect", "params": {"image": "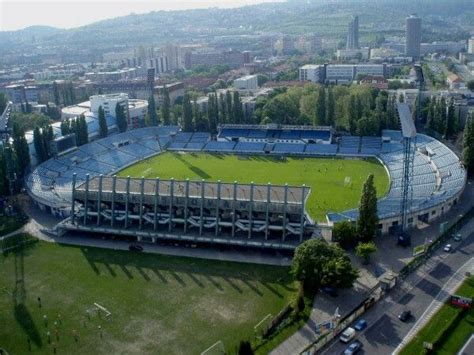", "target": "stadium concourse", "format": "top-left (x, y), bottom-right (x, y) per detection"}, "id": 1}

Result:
top-left (25, 124), bottom-right (466, 249)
